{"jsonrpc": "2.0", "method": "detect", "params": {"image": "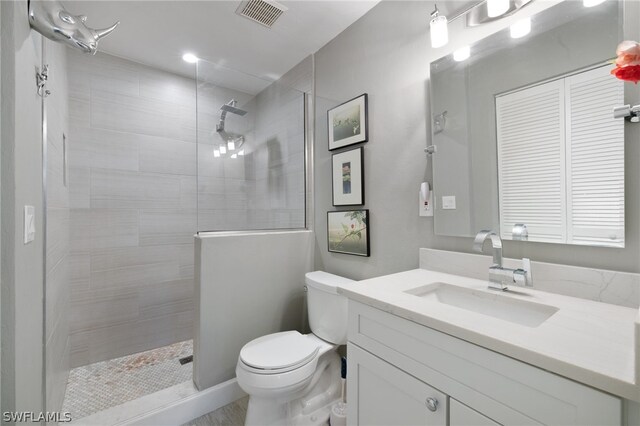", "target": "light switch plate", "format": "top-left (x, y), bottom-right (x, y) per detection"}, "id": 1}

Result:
top-left (442, 196), bottom-right (456, 210)
top-left (24, 205), bottom-right (35, 244)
